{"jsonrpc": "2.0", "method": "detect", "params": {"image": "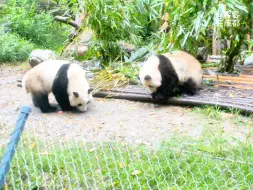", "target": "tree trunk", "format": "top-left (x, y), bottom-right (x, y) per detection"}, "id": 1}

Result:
top-left (212, 27), bottom-right (217, 55)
